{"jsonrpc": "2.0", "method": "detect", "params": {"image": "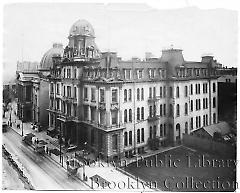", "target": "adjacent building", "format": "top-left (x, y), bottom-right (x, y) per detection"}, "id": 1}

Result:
top-left (48, 19), bottom-right (219, 160)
